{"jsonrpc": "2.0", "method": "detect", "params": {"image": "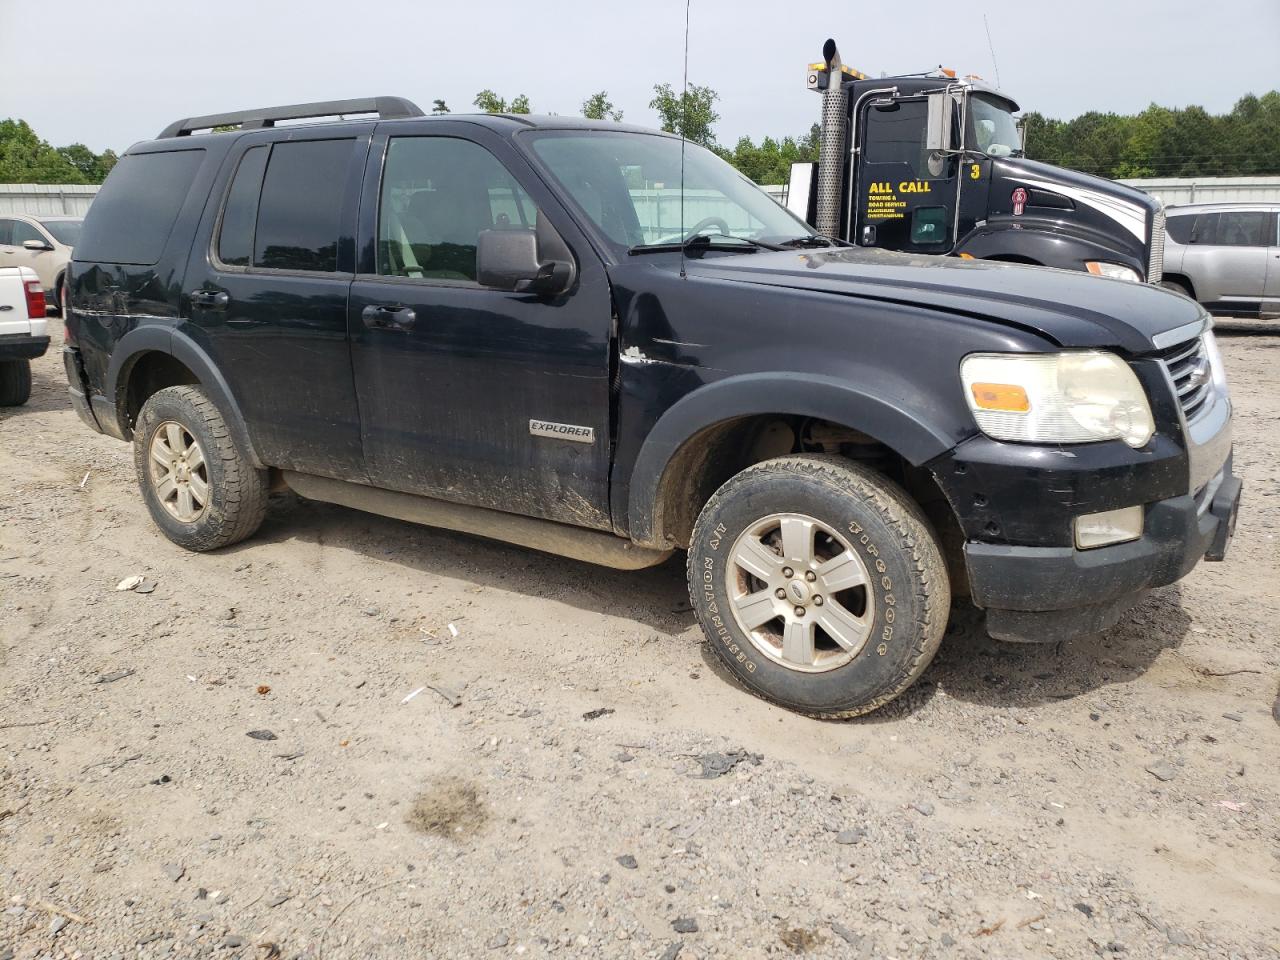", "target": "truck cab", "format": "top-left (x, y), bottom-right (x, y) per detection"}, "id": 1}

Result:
top-left (788, 42), bottom-right (1164, 284)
